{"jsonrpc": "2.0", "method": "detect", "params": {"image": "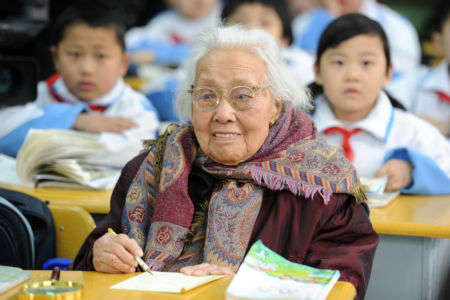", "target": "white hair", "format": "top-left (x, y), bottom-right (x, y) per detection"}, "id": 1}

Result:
top-left (176, 24), bottom-right (313, 121)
